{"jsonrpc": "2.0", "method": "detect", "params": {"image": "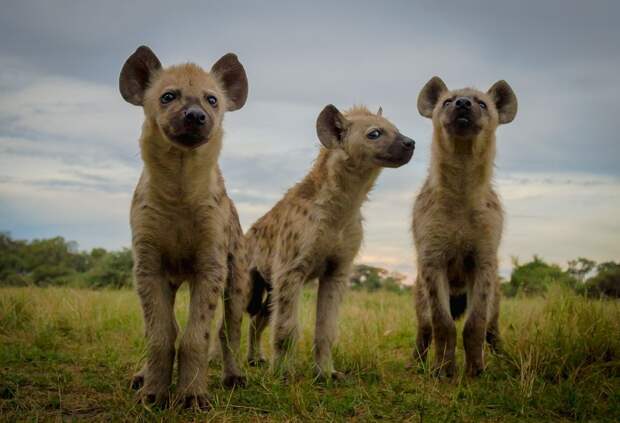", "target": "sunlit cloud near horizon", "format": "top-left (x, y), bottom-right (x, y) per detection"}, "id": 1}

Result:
top-left (1, 1), bottom-right (619, 283)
